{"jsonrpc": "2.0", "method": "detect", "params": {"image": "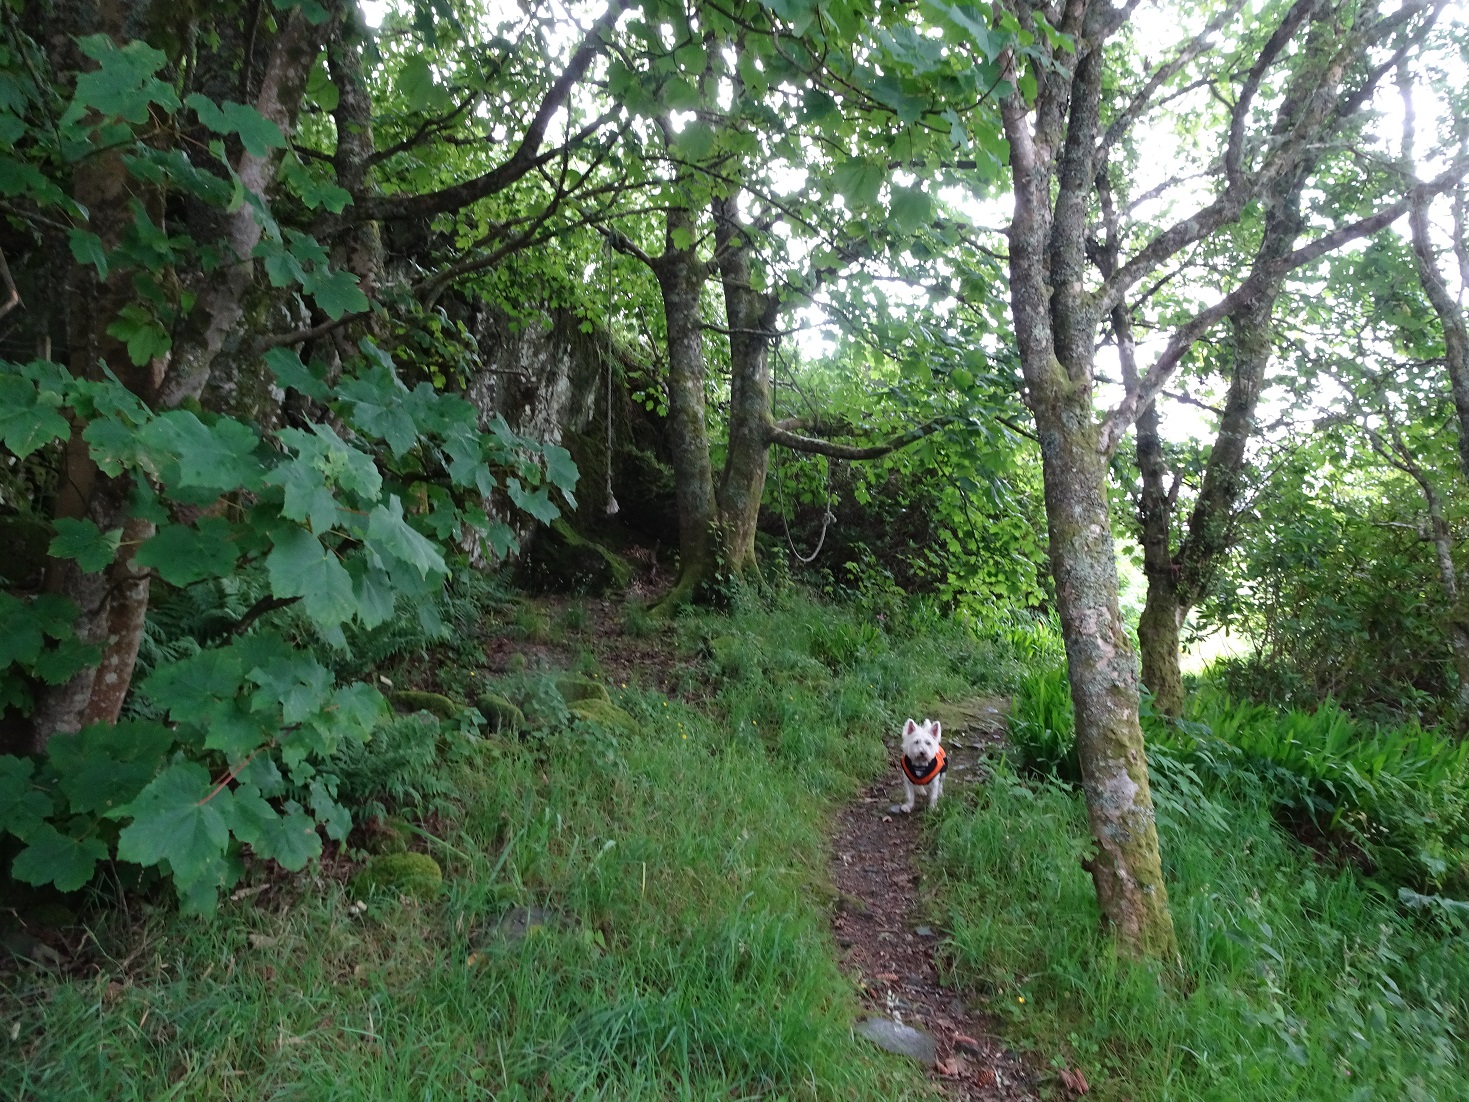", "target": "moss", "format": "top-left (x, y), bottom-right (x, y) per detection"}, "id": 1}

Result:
top-left (474, 692), bottom-right (526, 734)
top-left (362, 816), bottom-right (410, 856)
top-left (568, 698), bottom-right (641, 737)
top-left (555, 674), bottom-right (610, 705)
top-left (519, 519), bottom-right (632, 596)
top-left (388, 691), bottom-right (463, 721)
top-left (349, 852), bottom-right (442, 901)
